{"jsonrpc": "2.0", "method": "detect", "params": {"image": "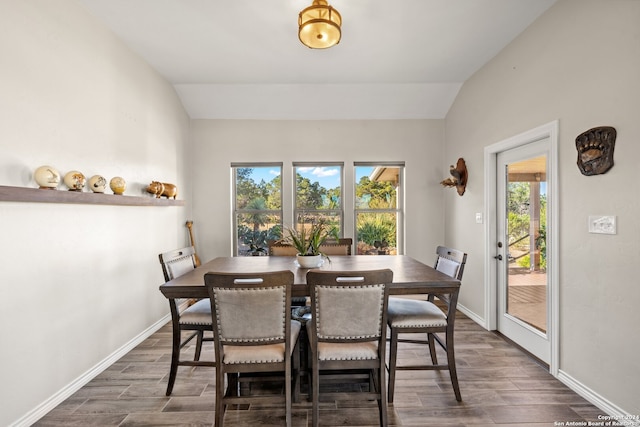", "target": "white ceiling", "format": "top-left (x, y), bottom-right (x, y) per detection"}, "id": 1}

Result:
top-left (78, 0), bottom-right (556, 120)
